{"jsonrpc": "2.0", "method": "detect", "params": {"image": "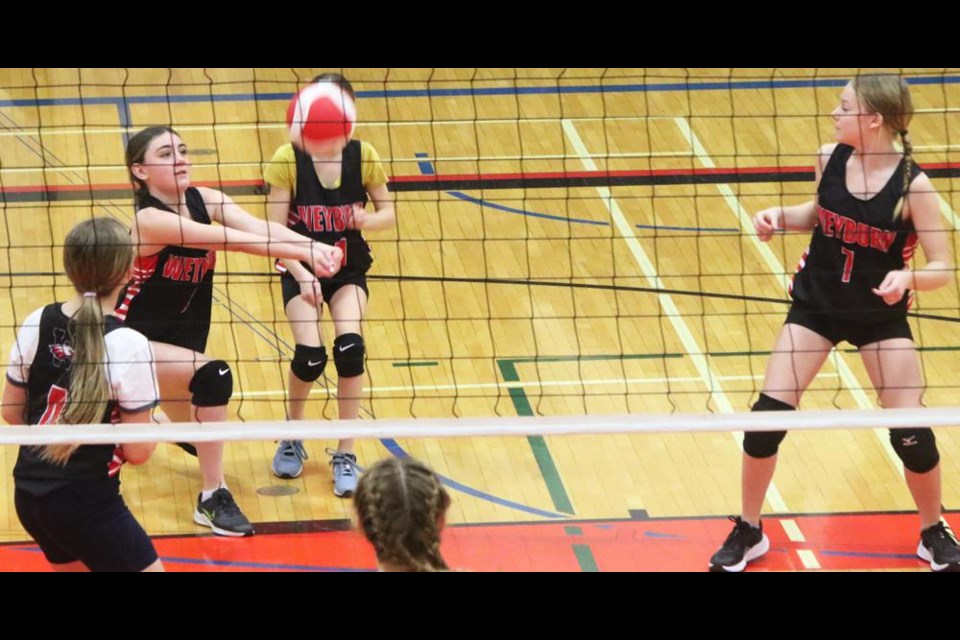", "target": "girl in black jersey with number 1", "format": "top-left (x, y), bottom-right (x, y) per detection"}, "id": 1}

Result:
top-left (3, 218), bottom-right (163, 572)
top-left (265, 73), bottom-right (395, 497)
top-left (709, 74), bottom-right (960, 573)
